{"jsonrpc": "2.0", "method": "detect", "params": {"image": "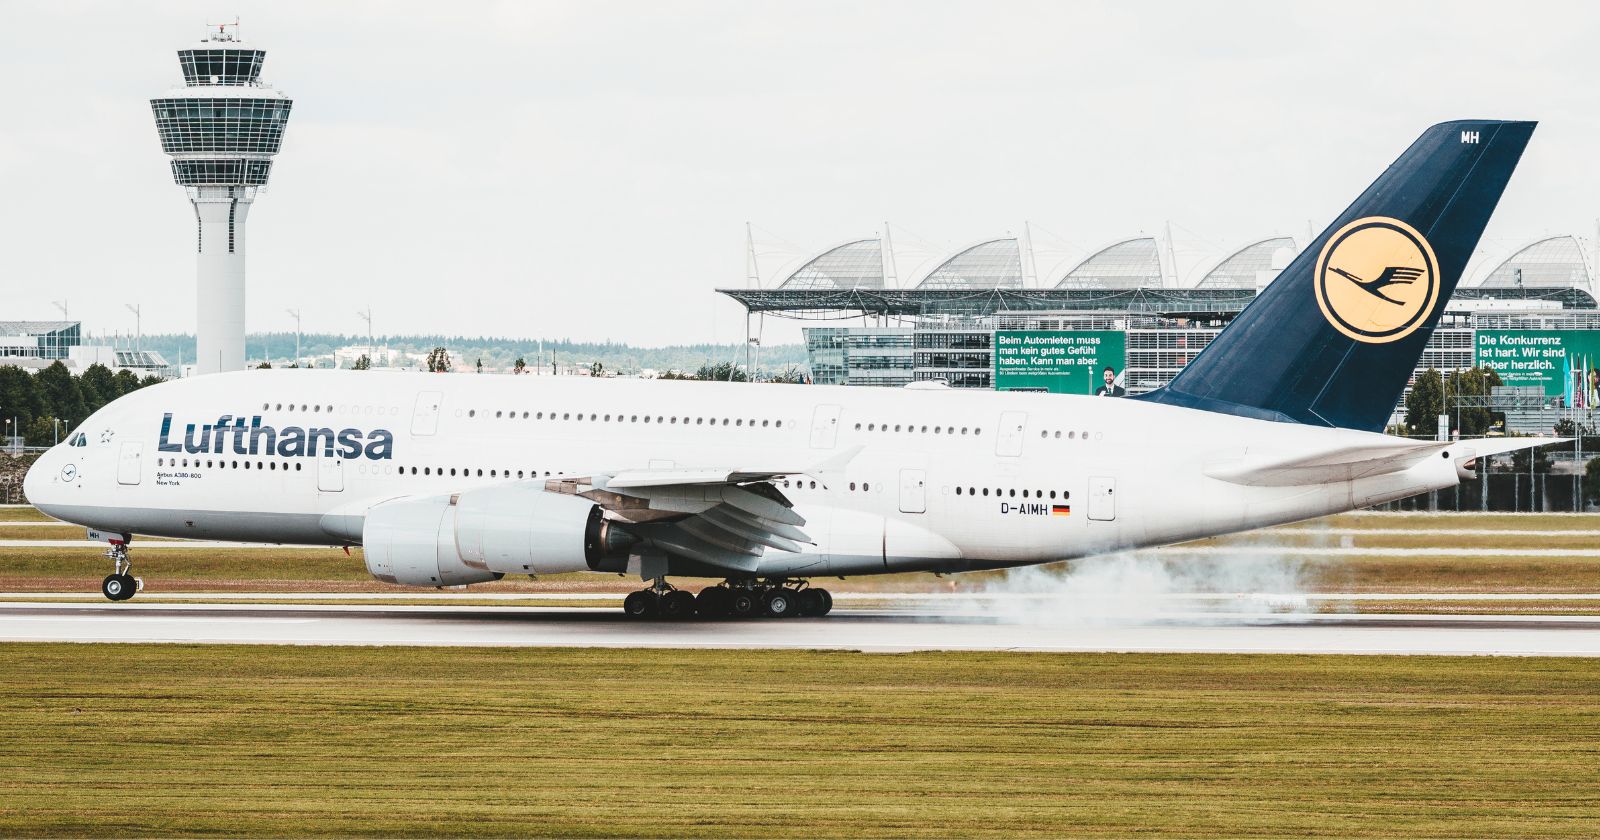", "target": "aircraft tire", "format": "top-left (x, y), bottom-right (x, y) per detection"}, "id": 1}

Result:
top-left (729, 590), bottom-right (759, 618)
top-left (661, 589), bottom-right (696, 620)
top-left (101, 574), bottom-right (134, 602)
top-left (815, 588), bottom-right (833, 616)
top-left (763, 589), bottom-right (796, 618)
top-left (797, 588), bottom-right (826, 617)
top-left (695, 587), bottom-right (730, 619)
top-left (622, 590), bottom-right (659, 619)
